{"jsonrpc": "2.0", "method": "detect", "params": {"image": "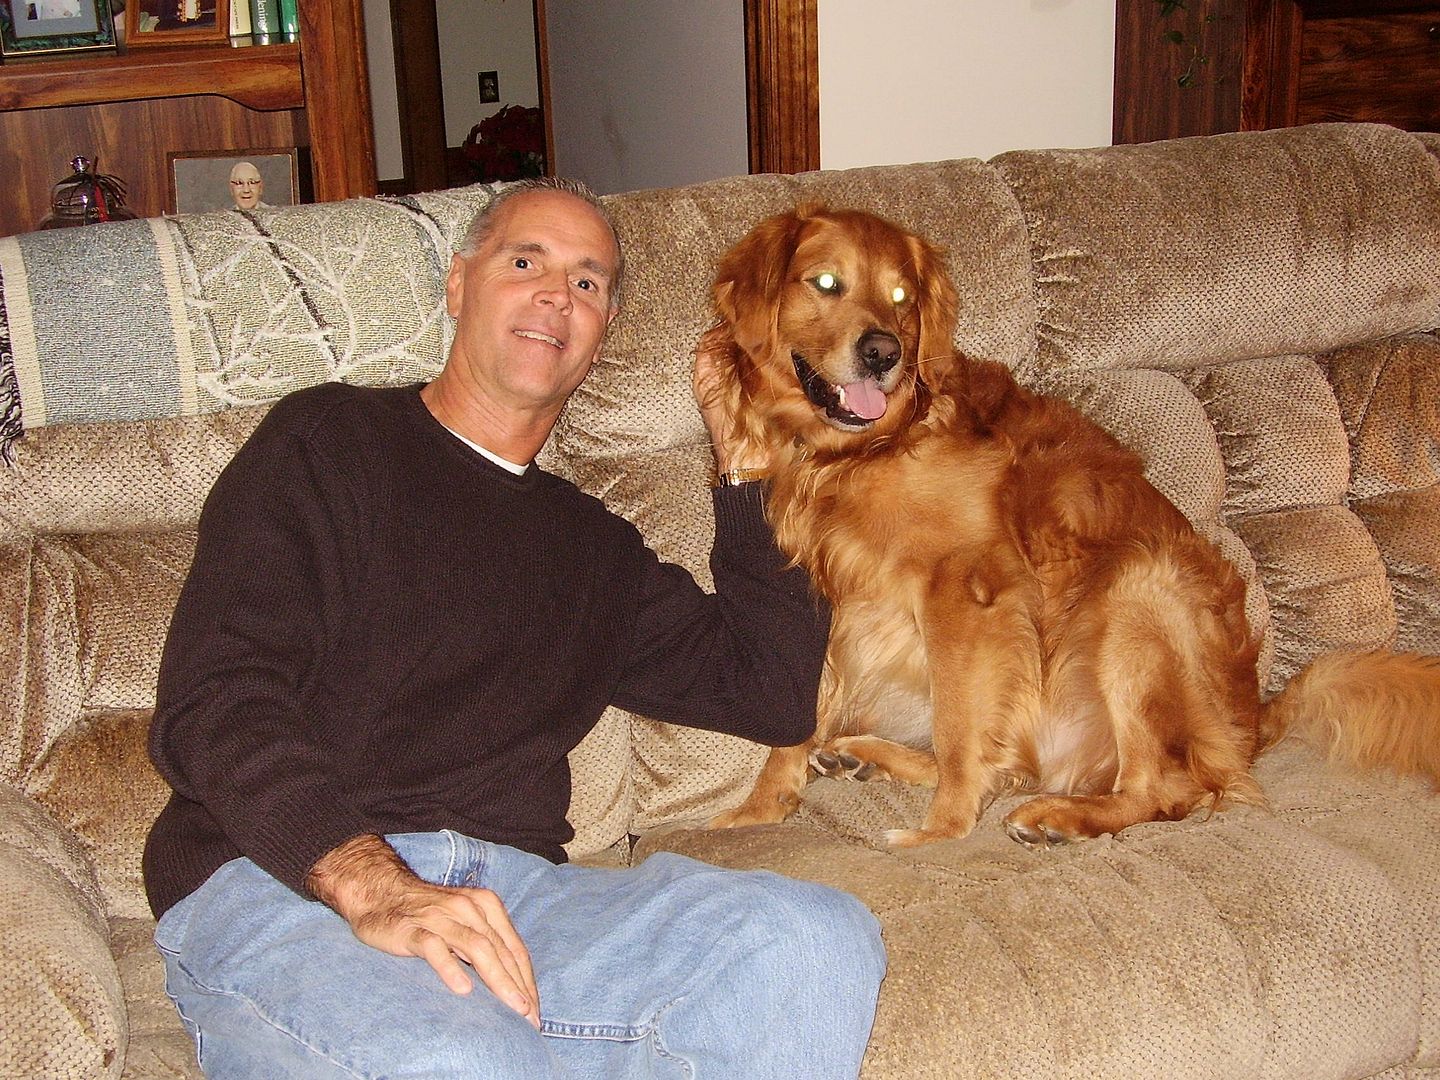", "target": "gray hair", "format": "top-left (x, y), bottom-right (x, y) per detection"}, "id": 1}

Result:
top-left (458, 177), bottom-right (625, 310)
